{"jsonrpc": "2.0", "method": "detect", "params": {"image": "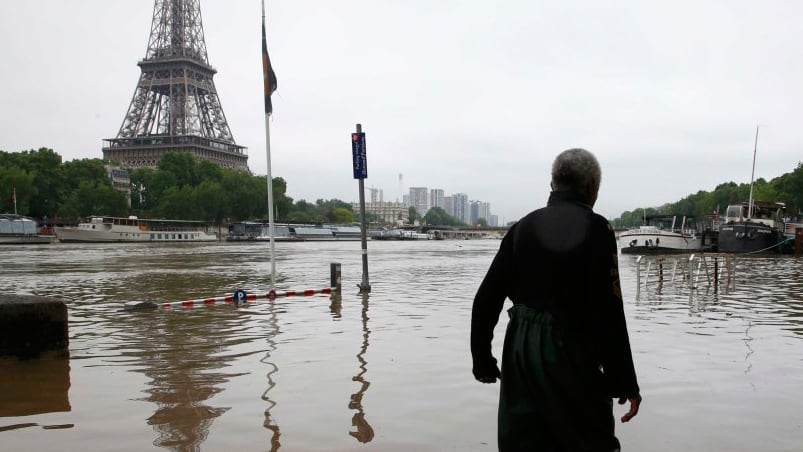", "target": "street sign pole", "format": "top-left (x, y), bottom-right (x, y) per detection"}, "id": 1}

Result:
top-left (352, 123), bottom-right (371, 293)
